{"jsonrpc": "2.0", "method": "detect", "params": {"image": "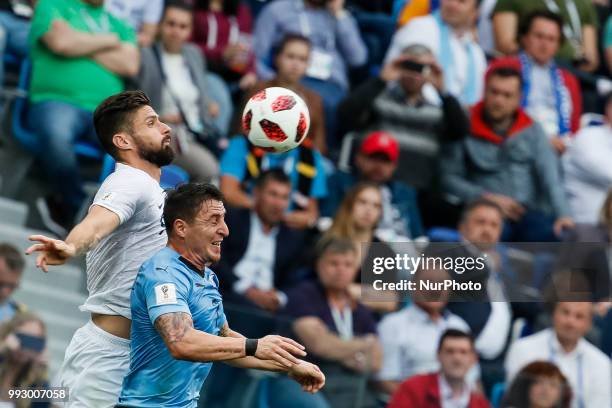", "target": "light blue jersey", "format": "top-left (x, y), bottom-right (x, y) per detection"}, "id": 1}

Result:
top-left (118, 247), bottom-right (226, 407)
